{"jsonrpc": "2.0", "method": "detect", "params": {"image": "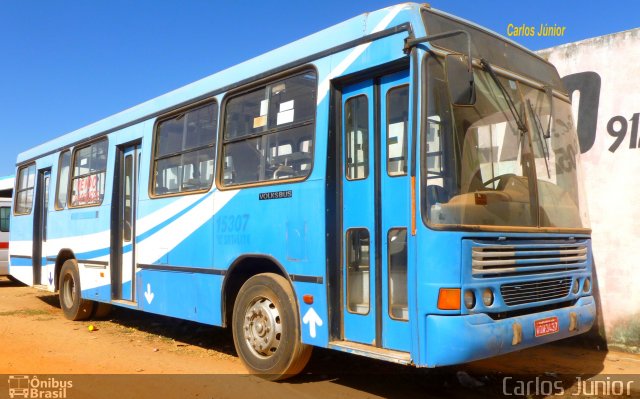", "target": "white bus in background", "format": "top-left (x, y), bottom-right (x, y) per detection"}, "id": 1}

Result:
top-left (0, 175), bottom-right (14, 278)
top-left (0, 198), bottom-right (11, 276)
